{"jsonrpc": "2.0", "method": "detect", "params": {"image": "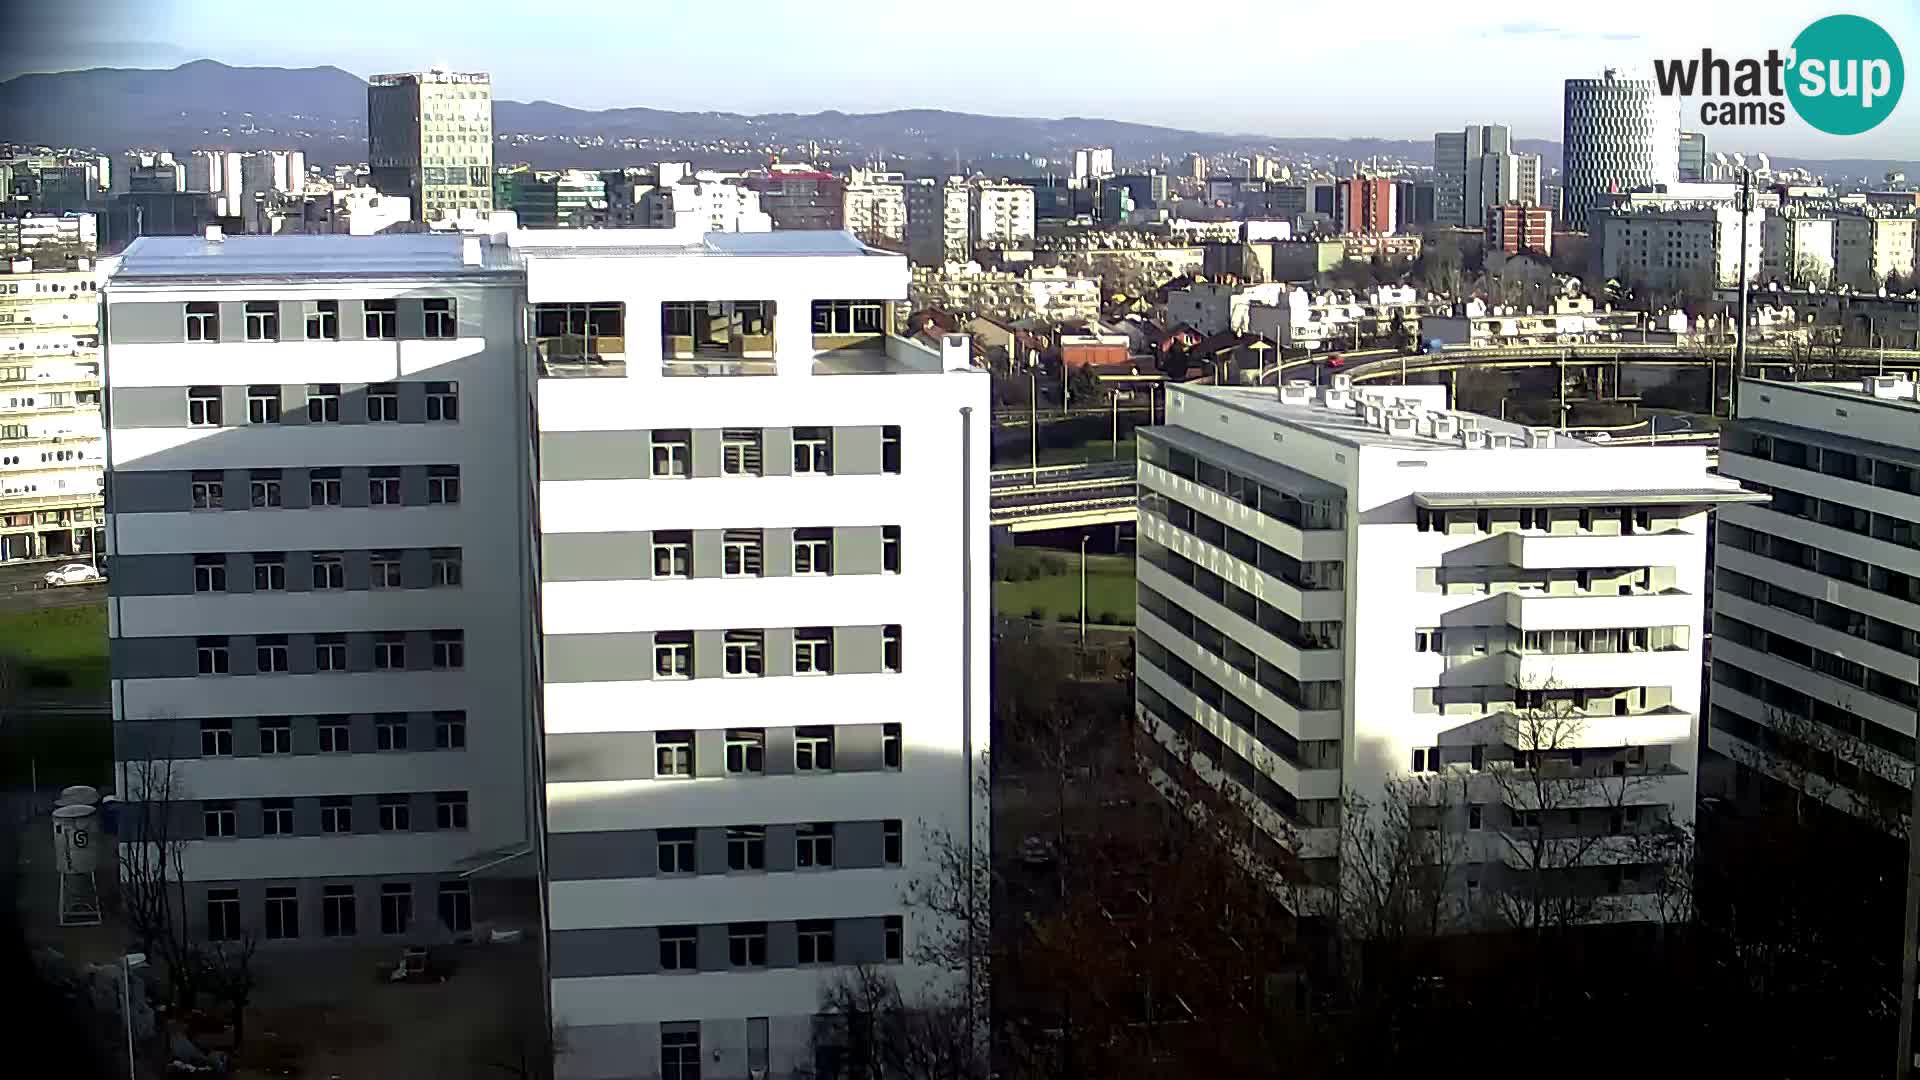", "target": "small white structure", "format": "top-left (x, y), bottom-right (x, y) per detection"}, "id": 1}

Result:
top-left (53, 802), bottom-right (102, 926)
